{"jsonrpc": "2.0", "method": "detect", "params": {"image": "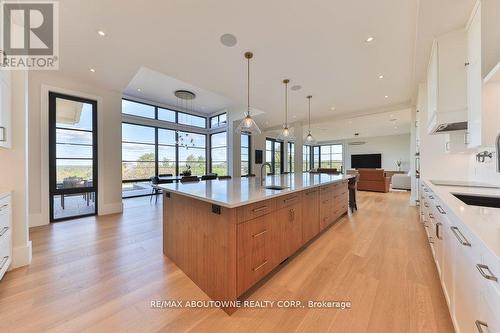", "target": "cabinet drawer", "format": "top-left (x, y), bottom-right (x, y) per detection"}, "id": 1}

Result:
top-left (480, 248), bottom-right (500, 311)
top-left (237, 215), bottom-right (272, 295)
top-left (0, 196), bottom-right (10, 218)
top-left (237, 199), bottom-right (276, 223)
top-left (0, 211), bottom-right (9, 230)
top-left (276, 193), bottom-right (301, 209)
top-left (0, 230), bottom-right (11, 280)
